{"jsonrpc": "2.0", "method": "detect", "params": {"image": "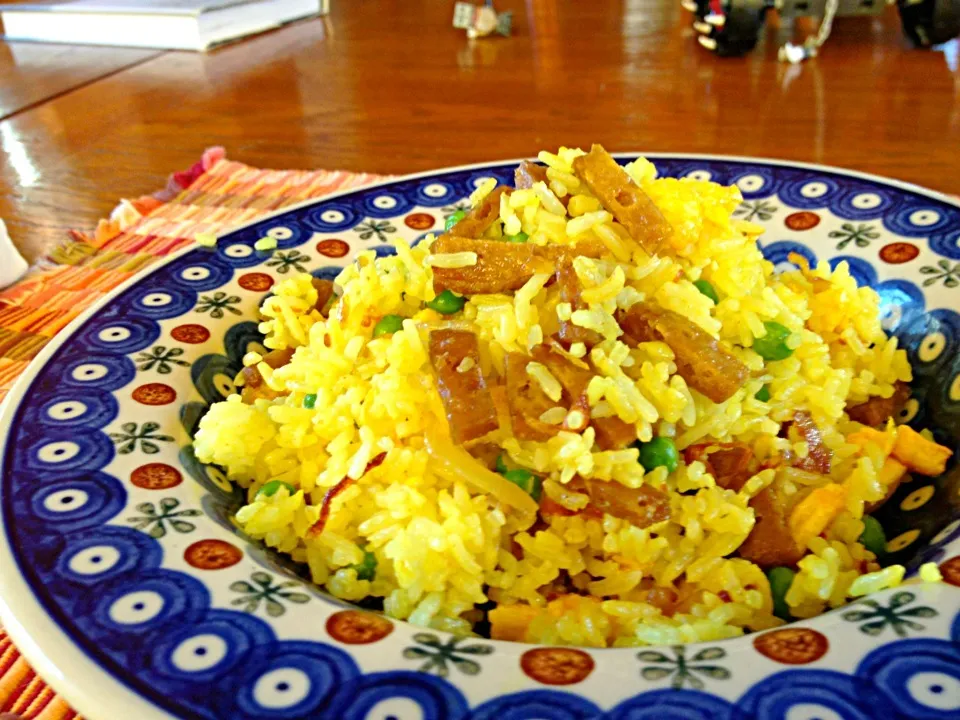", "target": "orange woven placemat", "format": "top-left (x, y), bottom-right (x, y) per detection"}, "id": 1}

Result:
top-left (0, 151), bottom-right (383, 719)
